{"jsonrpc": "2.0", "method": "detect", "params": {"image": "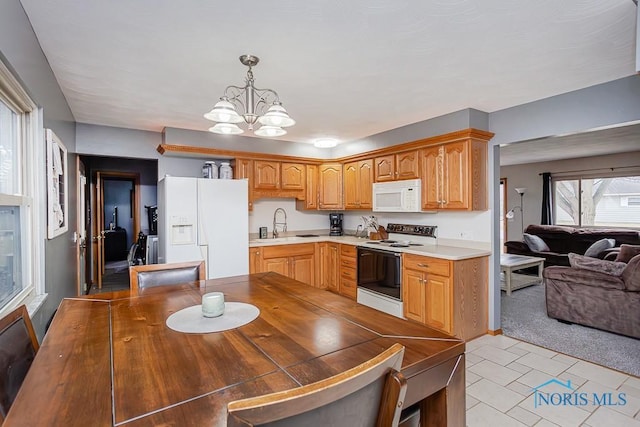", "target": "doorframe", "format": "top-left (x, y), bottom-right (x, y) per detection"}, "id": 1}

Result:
top-left (76, 158), bottom-right (88, 295)
top-left (90, 171), bottom-right (141, 288)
